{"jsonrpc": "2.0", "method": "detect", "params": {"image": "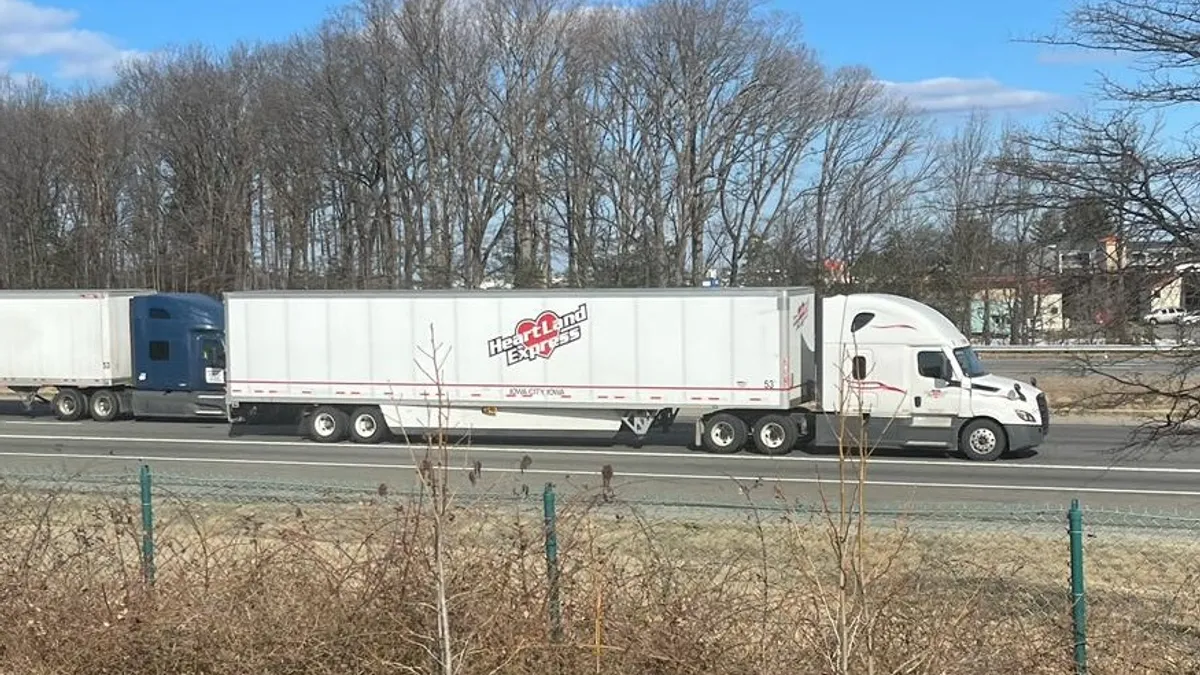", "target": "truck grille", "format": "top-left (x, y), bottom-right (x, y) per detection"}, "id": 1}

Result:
top-left (1037, 392), bottom-right (1050, 436)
